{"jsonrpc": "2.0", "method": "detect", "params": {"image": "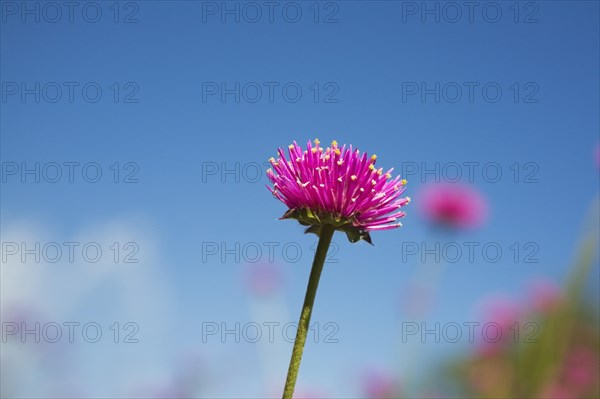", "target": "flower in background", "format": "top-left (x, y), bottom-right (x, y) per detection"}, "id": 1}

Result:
top-left (362, 370), bottom-right (398, 399)
top-left (418, 182), bottom-right (487, 230)
top-left (540, 347), bottom-right (600, 399)
top-left (267, 139), bottom-right (410, 244)
top-left (476, 296), bottom-right (521, 355)
top-left (528, 279), bottom-right (563, 314)
top-left (243, 262), bottom-right (283, 297)
top-left (563, 347), bottom-right (599, 390)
